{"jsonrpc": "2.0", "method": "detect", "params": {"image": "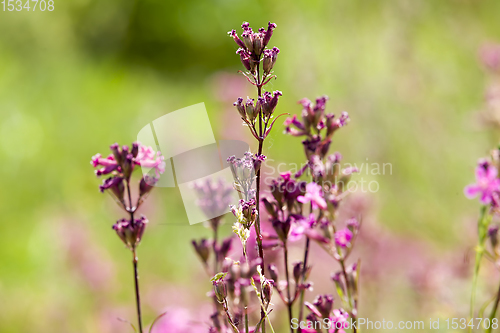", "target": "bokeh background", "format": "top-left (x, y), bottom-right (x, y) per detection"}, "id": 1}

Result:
top-left (2, 0), bottom-right (500, 332)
